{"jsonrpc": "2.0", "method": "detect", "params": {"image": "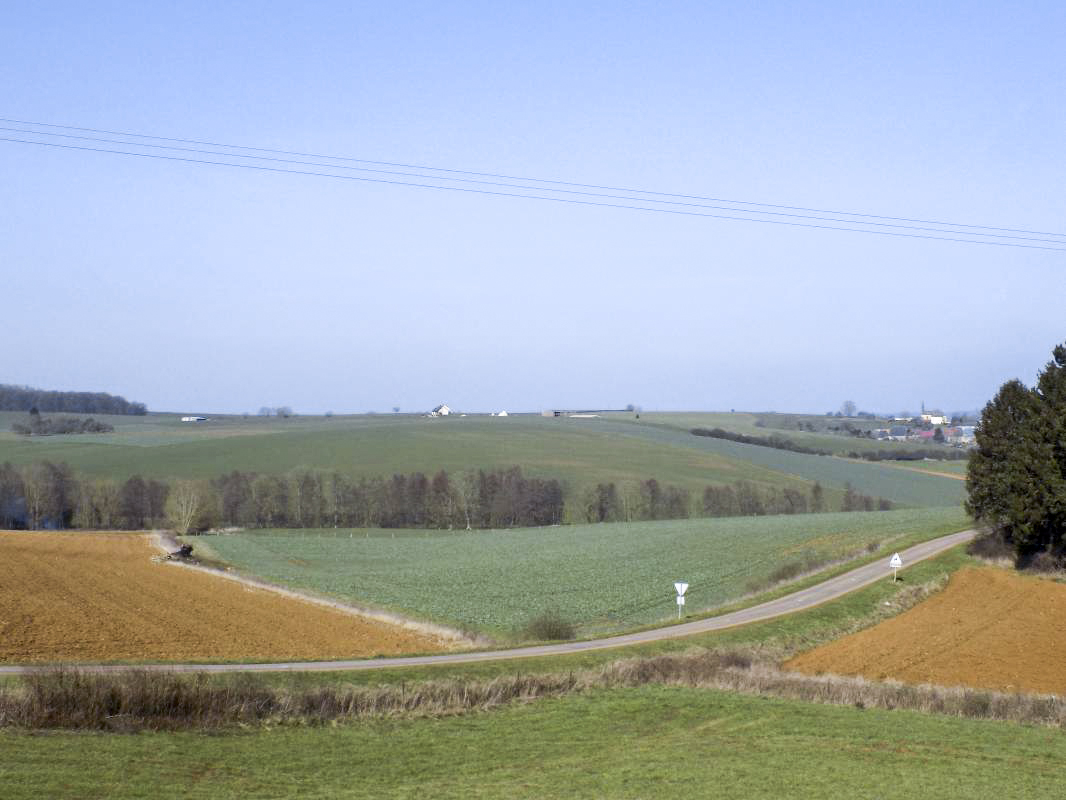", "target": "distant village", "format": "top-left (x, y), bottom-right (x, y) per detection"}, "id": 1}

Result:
top-left (871, 412), bottom-right (976, 447)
